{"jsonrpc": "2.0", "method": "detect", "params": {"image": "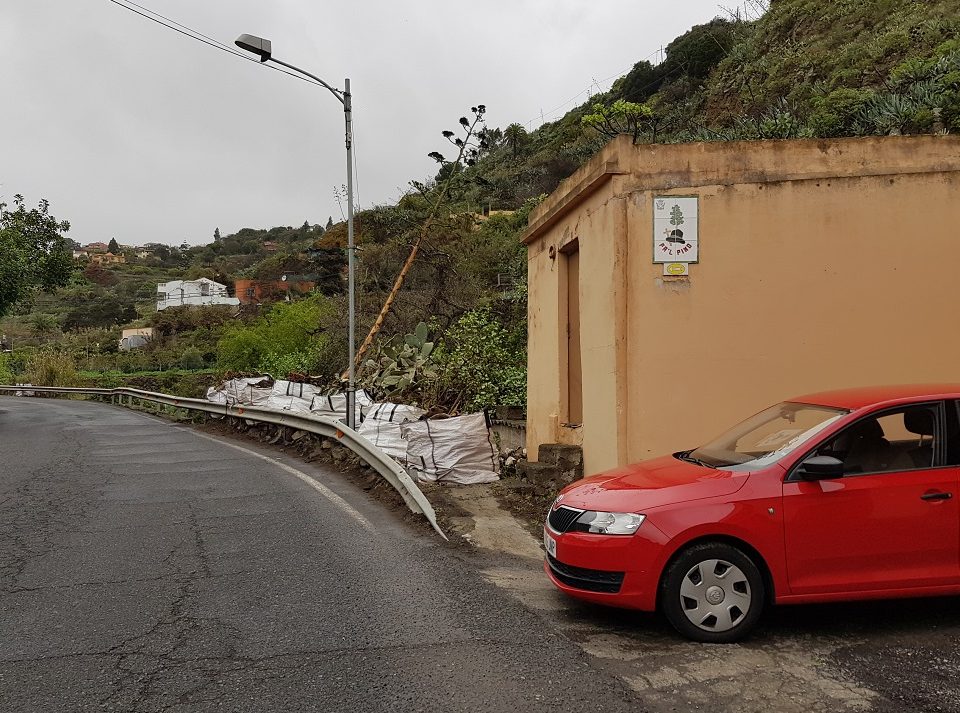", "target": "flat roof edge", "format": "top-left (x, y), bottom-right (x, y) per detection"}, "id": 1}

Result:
top-left (521, 160), bottom-right (627, 245)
